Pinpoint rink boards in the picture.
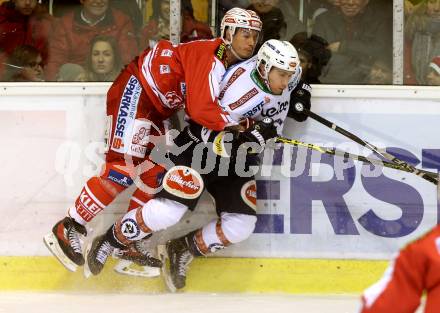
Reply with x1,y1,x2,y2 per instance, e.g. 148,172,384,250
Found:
0,84,439,292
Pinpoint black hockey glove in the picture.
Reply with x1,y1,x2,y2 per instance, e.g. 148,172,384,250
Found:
288,82,312,122
236,117,278,154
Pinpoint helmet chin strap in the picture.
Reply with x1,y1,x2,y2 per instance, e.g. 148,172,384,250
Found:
229,45,245,61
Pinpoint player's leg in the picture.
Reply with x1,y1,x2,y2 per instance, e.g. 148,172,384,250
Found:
85,145,205,276
165,176,257,290
44,66,150,271
44,162,133,271
114,163,167,269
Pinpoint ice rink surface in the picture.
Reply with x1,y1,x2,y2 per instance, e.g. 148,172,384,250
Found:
0,293,362,313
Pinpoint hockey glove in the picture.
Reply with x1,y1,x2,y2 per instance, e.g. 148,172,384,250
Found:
237,117,278,154
288,82,312,122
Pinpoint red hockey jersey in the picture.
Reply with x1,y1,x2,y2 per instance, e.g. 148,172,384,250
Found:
138,39,233,131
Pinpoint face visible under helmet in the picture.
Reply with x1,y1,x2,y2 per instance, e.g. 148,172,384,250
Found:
257,39,299,81
220,7,262,46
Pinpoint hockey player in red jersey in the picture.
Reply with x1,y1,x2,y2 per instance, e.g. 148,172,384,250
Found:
45,7,263,274
360,224,440,313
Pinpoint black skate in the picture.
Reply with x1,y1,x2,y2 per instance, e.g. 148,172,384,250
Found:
113,241,162,277
115,240,162,267
165,238,194,291
43,217,87,272
84,234,114,277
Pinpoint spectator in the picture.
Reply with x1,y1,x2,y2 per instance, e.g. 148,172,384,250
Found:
84,35,122,81
56,63,87,82
140,0,212,50
313,0,392,84
277,0,306,40
426,55,440,85
404,0,440,84
45,0,138,80
306,0,341,24
247,0,288,45
290,32,331,83
0,0,53,77
3,45,44,82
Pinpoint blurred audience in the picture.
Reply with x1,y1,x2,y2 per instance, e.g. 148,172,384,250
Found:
426,55,440,85
313,0,392,84
0,0,53,79
45,0,138,80
56,63,87,81
84,35,122,81
290,32,331,83
247,0,288,46
3,44,45,81
404,0,440,84
140,0,212,50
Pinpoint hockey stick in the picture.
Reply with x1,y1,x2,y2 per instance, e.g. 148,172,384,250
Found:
276,137,438,181
292,104,438,185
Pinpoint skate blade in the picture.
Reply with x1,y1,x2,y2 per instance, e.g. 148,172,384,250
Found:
43,233,77,272
114,259,161,278
83,241,93,279
157,245,177,293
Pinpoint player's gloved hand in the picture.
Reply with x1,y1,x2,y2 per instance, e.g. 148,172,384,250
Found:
288,82,312,122
237,117,278,154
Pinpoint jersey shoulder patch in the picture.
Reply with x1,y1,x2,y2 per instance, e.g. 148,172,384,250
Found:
214,43,227,65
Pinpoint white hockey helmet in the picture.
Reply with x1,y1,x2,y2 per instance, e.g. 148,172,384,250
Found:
220,8,262,45
257,39,300,81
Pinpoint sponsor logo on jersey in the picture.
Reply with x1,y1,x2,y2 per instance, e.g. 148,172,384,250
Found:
161,49,173,57
121,218,140,239
301,83,312,93
241,180,257,210
159,64,170,74
163,166,203,199
112,76,141,153
219,67,245,100
180,82,187,98
229,87,259,110
107,169,134,187
243,100,265,118
215,43,227,63
262,100,289,118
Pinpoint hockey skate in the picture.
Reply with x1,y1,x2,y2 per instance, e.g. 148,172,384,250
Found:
84,234,114,278
162,238,194,292
43,217,87,272
113,240,162,278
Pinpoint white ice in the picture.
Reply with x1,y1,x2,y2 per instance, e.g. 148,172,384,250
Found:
0,293,363,313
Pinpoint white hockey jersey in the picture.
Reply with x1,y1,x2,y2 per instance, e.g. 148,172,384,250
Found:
218,56,302,134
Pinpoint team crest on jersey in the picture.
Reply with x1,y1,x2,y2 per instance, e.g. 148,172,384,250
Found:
159,64,170,74
241,181,257,210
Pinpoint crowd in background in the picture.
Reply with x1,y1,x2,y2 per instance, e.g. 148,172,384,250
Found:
0,0,439,85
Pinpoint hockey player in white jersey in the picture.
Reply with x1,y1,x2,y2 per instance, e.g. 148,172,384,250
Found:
161,39,312,290
84,39,312,291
